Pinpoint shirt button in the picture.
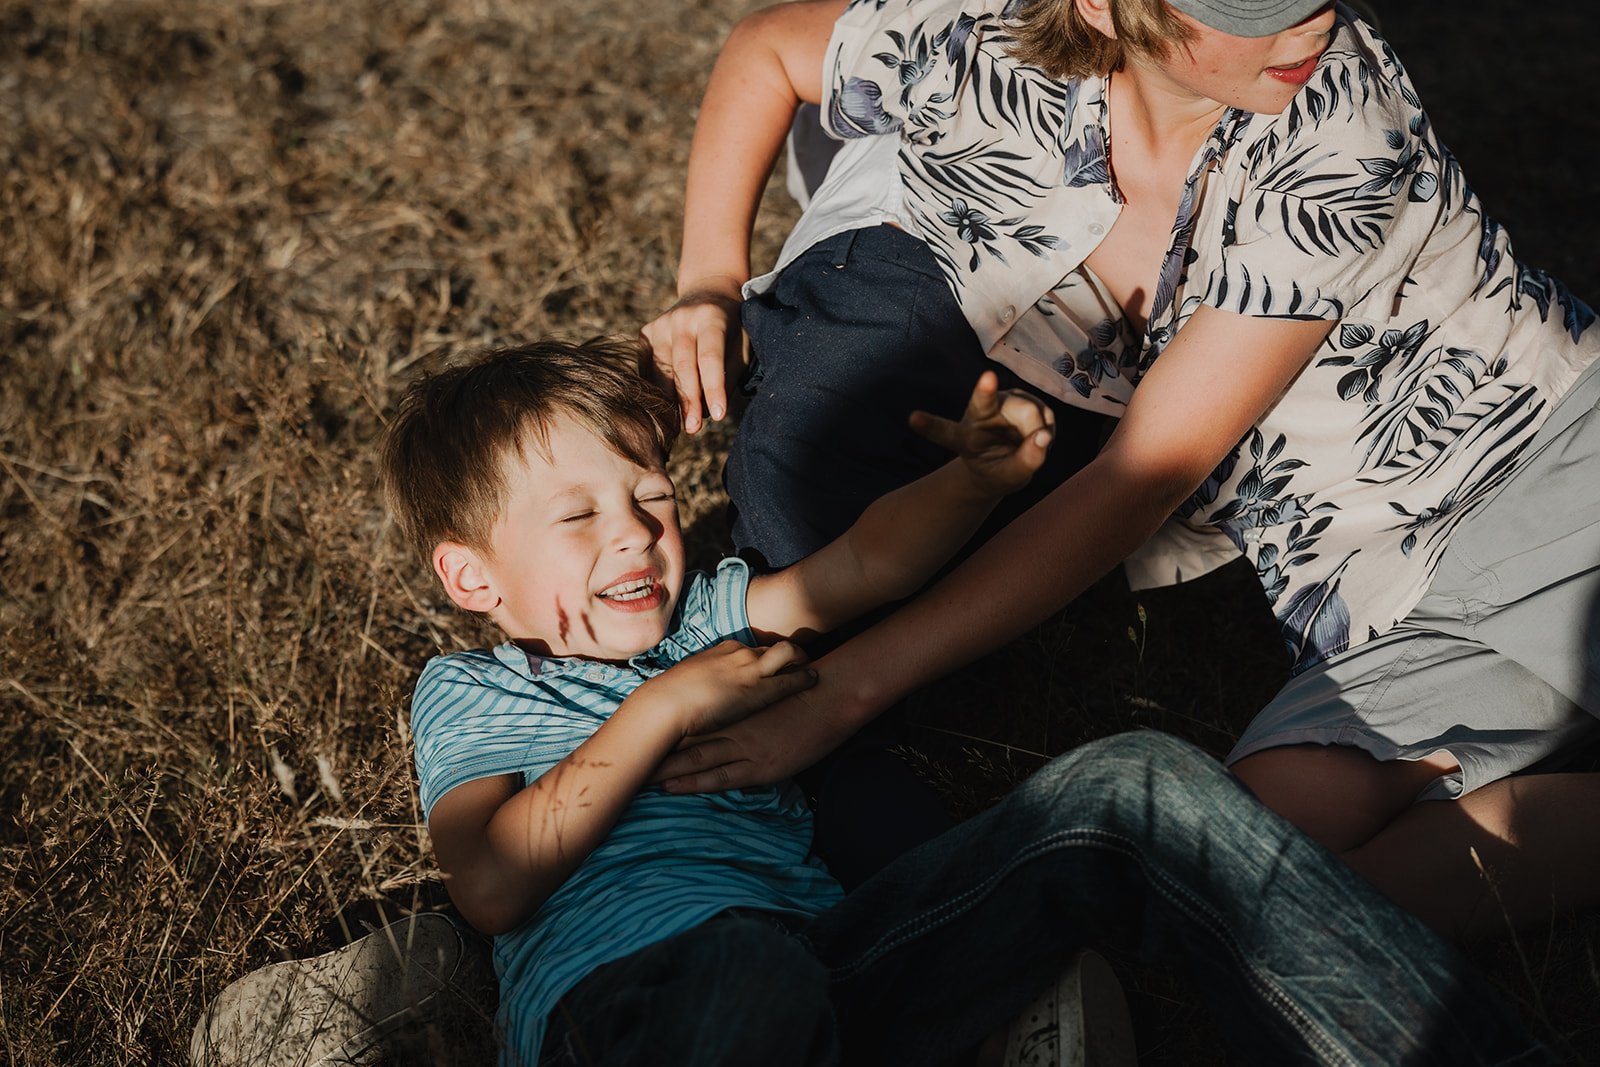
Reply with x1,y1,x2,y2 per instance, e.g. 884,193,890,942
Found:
1089,223,1105,236
1000,305,1016,322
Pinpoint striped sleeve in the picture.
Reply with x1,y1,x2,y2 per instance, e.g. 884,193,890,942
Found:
706,557,754,645
411,652,546,819
660,558,755,658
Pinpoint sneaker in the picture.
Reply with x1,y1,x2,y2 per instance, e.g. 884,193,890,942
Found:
1001,950,1136,1067
190,912,496,1067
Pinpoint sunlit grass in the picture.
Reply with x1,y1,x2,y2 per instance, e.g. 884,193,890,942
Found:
2,1,1597,1063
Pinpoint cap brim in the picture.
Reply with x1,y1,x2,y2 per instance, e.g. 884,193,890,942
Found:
1166,0,1332,37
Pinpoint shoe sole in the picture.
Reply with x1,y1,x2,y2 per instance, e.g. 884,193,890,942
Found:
190,912,493,1067
1003,949,1137,1067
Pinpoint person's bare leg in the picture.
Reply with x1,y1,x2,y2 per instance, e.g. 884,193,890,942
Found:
1234,746,1600,939
1231,743,1456,852
1345,773,1600,939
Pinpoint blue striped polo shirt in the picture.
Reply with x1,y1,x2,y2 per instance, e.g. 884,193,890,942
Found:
410,558,843,1066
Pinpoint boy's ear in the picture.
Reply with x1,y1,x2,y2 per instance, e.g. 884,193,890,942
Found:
434,542,501,613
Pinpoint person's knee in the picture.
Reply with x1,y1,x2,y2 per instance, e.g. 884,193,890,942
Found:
1025,732,1212,801
1013,732,1243,842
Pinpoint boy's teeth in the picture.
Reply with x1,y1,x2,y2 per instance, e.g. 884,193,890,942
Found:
601,577,654,600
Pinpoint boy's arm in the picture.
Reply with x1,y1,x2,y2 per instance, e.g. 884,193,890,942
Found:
746,373,1055,641
641,0,846,434
428,641,814,936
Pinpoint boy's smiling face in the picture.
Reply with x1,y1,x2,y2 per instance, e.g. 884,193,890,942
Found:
466,413,685,661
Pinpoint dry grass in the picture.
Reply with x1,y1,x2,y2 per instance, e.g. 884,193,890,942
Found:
2,1,1598,1064
0,0,778,1060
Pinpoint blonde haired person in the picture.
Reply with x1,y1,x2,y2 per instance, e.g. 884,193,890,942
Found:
644,0,1600,944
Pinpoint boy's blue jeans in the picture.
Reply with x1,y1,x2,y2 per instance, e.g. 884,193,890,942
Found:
542,732,1545,1066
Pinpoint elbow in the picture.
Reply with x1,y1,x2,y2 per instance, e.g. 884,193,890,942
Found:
445,875,541,938
727,6,789,64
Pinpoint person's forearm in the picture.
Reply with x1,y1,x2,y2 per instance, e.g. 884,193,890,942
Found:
464,697,681,934
659,312,1332,795
677,2,841,291
750,459,1004,640
814,451,1190,728
837,459,999,606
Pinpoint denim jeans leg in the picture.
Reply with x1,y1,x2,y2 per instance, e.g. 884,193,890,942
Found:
804,732,1548,1067
542,913,837,1066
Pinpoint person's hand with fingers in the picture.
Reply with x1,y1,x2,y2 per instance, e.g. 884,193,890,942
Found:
640,275,747,435
909,370,1055,498
633,638,817,741
655,682,854,794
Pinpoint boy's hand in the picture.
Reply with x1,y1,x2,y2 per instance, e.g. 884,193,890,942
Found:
640,276,746,435
634,639,816,740
909,371,1054,497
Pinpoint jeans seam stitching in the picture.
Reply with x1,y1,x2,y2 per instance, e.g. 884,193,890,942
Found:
828,826,1355,1067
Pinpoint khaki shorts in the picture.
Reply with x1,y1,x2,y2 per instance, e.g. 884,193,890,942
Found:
1228,357,1600,801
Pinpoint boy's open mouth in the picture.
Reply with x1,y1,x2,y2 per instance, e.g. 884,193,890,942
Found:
596,573,666,612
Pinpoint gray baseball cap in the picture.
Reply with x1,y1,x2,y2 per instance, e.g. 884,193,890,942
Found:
1166,0,1332,36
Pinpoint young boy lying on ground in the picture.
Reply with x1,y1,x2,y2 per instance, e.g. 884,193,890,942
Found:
386,338,1074,1064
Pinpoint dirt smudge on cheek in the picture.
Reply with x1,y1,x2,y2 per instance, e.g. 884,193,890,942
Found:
556,596,571,645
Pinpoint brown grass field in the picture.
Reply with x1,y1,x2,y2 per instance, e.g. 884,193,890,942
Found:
3,0,1599,1063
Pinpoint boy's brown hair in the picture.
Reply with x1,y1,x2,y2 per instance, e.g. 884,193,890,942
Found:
381,338,680,562
1007,0,1194,80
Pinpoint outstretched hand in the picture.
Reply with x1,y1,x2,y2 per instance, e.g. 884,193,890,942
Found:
909,371,1055,496
640,276,746,434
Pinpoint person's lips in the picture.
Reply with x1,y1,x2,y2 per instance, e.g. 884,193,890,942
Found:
1265,54,1320,86
596,570,666,613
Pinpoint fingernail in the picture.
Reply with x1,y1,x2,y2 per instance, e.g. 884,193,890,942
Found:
710,404,724,419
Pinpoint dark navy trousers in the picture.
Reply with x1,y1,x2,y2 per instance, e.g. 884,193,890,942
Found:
728,224,1105,573
727,224,1107,889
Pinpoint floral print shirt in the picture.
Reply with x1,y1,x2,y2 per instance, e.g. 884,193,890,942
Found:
823,0,1599,672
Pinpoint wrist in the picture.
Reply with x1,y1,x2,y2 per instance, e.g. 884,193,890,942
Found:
811,649,895,734
944,458,1009,510
676,271,747,300
616,682,698,750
